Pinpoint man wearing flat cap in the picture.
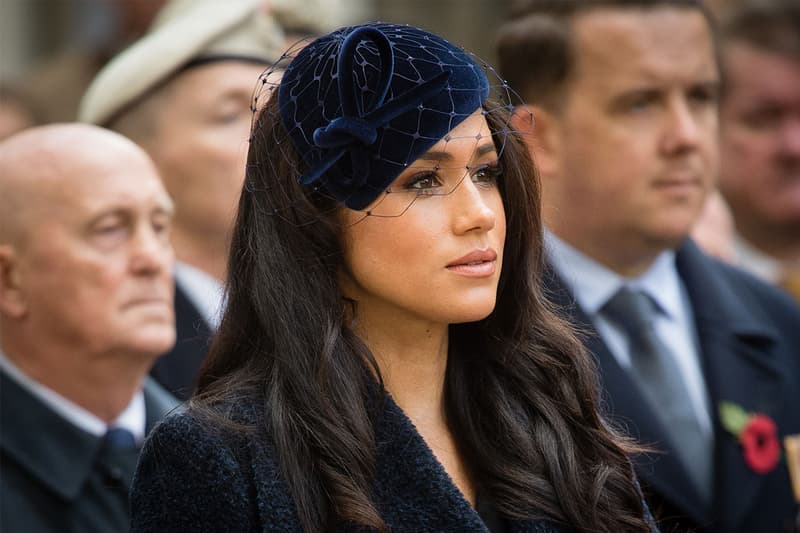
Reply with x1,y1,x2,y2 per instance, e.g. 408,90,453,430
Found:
81,0,326,400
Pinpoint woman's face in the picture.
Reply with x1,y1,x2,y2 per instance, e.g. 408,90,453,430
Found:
339,110,506,327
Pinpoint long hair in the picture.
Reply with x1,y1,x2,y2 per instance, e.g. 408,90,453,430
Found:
194,93,651,532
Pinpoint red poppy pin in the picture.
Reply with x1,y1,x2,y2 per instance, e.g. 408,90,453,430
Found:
719,401,781,474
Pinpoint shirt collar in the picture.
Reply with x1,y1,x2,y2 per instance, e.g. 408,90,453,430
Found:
0,350,145,442
545,230,682,319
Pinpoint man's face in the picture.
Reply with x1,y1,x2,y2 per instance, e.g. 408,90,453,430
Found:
147,61,267,246
718,42,800,238
544,7,719,272
17,148,175,357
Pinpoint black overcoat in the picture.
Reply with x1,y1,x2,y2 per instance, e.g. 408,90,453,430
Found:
132,392,578,532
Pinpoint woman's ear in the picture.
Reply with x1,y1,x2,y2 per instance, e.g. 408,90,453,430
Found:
511,104,562,179
0,245,28,319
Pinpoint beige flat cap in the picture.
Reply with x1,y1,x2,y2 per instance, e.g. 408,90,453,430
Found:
79,0,287,126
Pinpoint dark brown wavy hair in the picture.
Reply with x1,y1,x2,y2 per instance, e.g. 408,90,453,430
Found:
194,92,651,532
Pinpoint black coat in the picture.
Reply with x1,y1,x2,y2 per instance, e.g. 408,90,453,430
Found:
149,282,213,401
131,393,573,533
0,372,179,533
545,240,800,533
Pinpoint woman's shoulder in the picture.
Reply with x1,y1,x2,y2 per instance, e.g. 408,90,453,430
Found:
151,398,254,437
144,396,269,466
131,399,271,532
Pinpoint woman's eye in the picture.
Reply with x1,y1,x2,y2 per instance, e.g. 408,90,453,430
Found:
471,162,503,186
404,172,442,192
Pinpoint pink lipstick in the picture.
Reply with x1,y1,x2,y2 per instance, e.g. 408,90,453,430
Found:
446,248,497,277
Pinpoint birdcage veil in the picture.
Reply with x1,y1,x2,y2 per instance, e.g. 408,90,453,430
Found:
247,22,527,225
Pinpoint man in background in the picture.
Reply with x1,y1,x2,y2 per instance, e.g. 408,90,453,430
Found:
80,0,309,399
0,123,178,533
497,0,800,531
715,0,800,300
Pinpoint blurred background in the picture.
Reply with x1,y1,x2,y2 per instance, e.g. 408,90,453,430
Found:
0,0,513,89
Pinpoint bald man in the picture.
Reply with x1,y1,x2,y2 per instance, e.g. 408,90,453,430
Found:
0,124,179,533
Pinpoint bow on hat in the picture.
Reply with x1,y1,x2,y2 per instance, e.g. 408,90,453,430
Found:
278,23,490,210
305,27,450,189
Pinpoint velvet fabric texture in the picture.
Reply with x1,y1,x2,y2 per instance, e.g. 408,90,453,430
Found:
278,23,490,210
130,392,568,532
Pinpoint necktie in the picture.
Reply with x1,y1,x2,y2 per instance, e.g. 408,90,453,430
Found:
603,286,712,500
98,427,139,489
104,427,137,450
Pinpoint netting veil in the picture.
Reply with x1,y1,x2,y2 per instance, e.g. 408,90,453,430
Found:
247,22,527,223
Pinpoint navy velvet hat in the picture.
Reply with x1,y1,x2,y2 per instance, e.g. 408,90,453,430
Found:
277,23,491,210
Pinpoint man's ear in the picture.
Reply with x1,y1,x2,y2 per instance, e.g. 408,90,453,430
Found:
511,103,563,179
0,245,28,319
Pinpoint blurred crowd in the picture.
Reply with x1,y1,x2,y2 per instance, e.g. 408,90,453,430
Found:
1,0,798,531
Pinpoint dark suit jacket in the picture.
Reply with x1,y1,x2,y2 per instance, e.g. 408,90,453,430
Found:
131,394,572,533
150,282,213,401
545,239,800,533
0,372,180,533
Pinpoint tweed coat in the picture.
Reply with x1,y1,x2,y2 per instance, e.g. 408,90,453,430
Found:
131,392,577,533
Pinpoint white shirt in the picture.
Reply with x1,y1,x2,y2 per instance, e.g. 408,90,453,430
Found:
174,261,225,331
545,232,713,435
0,350,146,443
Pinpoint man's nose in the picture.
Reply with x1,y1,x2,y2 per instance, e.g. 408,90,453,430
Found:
661,98,707,155
130,224,173,275
780,115,800,158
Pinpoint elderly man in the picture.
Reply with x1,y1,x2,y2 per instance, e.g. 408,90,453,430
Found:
79,0,300,399
497,1,800,531
715,0,800,300
0,124,178,533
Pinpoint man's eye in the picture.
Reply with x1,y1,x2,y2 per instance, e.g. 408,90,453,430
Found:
96,222,126,235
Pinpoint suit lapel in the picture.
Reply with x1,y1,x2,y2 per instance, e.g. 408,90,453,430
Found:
0,369,103,500
676,241,788,532
544,266,710,523
149,282,213,400
143,377,181,433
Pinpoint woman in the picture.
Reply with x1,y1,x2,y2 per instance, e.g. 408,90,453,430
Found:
131,22,654,532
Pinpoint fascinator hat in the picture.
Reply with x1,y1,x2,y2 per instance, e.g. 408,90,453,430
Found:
254,22,519,214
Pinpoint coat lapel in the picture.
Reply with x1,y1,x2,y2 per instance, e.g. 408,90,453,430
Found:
0,369,103,500
143,377,181,433
544,266,710,524
149,282,212,400
373,394,563,532
675,240,789,532
372,394,491,531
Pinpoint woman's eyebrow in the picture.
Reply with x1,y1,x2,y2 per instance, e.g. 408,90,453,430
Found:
417,141,497,163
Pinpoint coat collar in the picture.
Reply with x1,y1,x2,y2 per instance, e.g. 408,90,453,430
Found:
371,393,566,532
1,369,104,500
0,370,179,501
249,390,566,532
675,240,788,531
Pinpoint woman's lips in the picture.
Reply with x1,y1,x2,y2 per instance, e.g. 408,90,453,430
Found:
446,249,498,277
